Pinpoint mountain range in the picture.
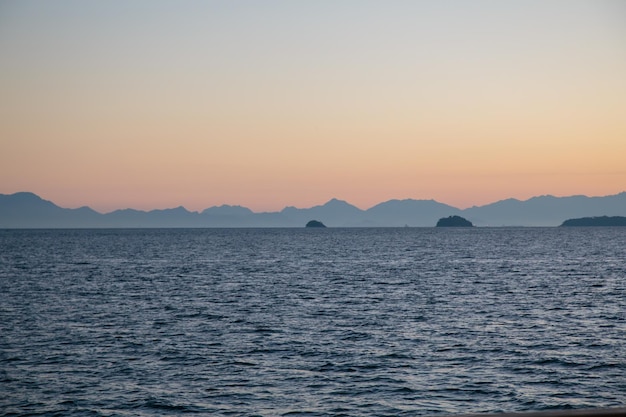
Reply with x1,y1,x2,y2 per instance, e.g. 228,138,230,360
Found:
1,191,625,228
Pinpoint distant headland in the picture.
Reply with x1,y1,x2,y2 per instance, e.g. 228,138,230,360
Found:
560,216,626,227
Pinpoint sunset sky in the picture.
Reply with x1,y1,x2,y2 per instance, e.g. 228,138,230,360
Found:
1,1,625,213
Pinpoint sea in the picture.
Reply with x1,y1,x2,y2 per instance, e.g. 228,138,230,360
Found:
0,228,624,417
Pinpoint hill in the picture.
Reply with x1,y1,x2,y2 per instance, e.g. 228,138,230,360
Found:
436,216,474,227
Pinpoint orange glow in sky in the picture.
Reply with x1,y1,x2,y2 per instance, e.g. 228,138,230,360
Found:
1,1,625,213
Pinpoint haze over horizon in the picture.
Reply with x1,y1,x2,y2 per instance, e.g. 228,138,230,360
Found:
3,189,625,215
2,1,625,213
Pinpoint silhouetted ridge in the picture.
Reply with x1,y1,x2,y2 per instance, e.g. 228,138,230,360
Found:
202,205,253,216
1,191,625,227
560,216,626,227
366,199,461,227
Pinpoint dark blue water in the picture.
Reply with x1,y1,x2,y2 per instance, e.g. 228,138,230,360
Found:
1,228,624,416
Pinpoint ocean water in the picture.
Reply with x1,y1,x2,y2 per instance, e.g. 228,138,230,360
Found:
0,228,624,417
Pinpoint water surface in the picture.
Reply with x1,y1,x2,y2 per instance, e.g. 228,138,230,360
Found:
1,228,624,416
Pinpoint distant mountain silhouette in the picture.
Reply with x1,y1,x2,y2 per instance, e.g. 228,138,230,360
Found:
0,192,101,228
366,199,461,227
1,191,625,228
463,193,626,226
281,198,362,227
104,206,199,228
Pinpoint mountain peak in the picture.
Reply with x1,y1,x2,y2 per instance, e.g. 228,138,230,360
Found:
2,191,625,227
202,205,253,216
0,191,57,209
324,198,352,206
2,191,44,201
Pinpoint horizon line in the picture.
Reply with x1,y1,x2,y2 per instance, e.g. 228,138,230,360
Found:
2,190,625,216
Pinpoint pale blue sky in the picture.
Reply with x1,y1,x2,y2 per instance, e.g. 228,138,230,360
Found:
1,1,625,211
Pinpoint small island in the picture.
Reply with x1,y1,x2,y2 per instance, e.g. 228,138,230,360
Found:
560,216,626,227
305,220,327,228
436,215,474,227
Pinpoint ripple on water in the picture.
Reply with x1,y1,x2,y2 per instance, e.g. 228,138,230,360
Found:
0,228,625,416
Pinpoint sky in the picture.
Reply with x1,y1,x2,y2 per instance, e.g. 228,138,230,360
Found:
1,0,625,213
